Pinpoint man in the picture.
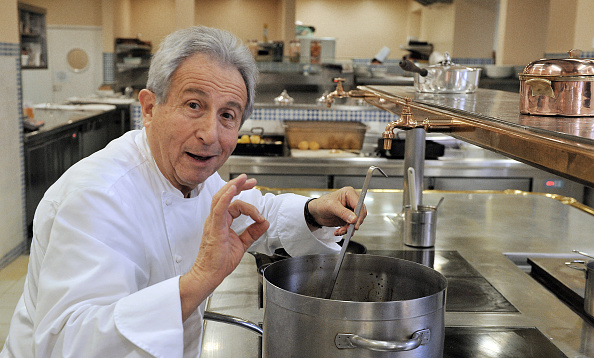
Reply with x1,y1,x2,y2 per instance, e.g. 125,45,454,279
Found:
1,26,365,357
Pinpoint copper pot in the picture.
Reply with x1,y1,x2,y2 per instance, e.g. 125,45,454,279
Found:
519,49,594,116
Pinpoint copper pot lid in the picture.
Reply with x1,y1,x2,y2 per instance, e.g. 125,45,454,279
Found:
522,49,594,77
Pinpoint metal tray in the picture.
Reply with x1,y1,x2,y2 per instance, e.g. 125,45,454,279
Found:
284,120,367,150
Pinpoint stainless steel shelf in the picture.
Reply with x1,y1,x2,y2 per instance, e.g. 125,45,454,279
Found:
360,86,594,187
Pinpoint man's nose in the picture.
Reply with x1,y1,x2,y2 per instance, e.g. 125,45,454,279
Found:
196,112,218,144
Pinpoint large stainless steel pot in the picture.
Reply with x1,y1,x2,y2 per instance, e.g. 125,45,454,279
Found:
519,49,594,116
205,254,447,357
399,52,481,93
264,254,446,357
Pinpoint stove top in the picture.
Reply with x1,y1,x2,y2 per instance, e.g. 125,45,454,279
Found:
444,327,567,358
369,250,518,313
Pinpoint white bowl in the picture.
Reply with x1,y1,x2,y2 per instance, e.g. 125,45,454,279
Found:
369,66,388,78
484,65,514,79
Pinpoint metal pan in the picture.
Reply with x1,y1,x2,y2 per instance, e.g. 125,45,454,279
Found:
399,52,481,94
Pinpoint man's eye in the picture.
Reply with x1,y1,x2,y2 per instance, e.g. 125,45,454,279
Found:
221,112,234,120
188,102,200,110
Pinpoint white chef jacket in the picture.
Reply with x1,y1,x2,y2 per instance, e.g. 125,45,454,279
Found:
1,129,339,358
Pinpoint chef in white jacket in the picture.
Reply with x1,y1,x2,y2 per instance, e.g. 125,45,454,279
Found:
1,26,366,358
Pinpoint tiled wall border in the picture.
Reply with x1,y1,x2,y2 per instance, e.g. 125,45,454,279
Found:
0,42,27,268
545,51,594,59
103,52,114,84
131,105,399,131
131,102,143,130
249,107,399,124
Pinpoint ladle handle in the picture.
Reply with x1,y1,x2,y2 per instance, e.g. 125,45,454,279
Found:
399,59,429,77
325,166,388,299
407,167,418,211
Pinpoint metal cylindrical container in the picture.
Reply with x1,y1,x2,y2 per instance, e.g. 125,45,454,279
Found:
403,205,438,248
263,254,447,357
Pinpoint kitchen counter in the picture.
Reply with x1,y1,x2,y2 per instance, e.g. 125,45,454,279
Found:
220,151,586,201
23,105,125,232
202,189,594,357
24,104,116,140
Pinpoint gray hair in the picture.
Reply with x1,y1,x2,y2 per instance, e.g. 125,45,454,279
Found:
146,26,258,124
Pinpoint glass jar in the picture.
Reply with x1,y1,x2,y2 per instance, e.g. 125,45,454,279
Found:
310,40,321,64
289,40,300,63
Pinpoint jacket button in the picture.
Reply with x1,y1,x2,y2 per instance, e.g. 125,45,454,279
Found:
175,255,182,263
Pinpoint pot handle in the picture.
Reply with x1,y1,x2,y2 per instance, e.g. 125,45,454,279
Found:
525,78,555,98
565,259,587,272
203,311,263,336
399,59,429,77
335,329,430,352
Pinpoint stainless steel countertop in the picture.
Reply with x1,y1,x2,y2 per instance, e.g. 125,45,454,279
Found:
24,106,115,140
202,190,594,357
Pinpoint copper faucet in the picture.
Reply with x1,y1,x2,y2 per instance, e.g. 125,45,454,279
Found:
325,78,376,107
382,98,419,150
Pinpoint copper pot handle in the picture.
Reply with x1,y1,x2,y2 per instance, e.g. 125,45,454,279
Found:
525,78,555,98
335,329,430,351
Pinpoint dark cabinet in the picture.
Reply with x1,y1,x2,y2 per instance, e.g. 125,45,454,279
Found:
25,129,80,227
24,111,124,234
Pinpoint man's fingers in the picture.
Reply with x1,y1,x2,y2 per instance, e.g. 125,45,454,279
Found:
228,200,265,222
239,220,270,248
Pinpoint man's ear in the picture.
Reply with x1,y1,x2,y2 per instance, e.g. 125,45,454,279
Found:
138,89,156,128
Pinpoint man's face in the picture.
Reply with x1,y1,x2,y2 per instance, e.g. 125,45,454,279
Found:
141,53,247,195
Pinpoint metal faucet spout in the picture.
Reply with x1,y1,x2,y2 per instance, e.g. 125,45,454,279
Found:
325,78,380,107
382,98,419,150
382,125,397,150
325,78,347,107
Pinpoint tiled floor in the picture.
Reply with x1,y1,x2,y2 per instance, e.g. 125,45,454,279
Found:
0,255,28,346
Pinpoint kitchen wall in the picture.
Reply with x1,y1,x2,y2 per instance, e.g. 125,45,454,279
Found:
295,0,410,60
22,26,103,104
18,0,102,26
496,0,549,65
452,0,498,59
572,0,594,53
0,1,26,267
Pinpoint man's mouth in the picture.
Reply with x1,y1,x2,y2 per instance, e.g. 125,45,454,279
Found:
186,152,215,161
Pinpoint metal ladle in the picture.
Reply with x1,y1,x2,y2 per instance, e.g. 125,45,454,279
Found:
325,166,388,299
